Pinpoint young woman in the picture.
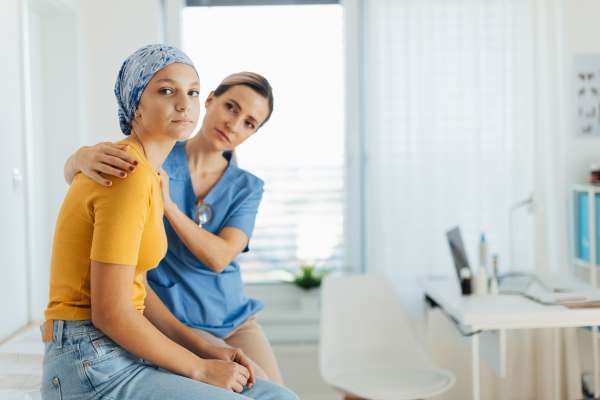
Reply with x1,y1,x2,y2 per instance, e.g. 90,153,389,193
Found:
43,44,297,400
62,73,284,385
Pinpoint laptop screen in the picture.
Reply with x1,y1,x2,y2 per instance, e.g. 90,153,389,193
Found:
446,227,471,280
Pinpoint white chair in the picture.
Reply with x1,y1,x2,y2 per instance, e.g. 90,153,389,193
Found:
319,274,455,400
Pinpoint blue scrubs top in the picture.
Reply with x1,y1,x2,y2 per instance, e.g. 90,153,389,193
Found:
147,141,264,338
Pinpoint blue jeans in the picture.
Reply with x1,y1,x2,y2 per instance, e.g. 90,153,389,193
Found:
40,320,298,400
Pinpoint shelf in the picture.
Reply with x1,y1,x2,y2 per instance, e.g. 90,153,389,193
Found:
572,183,600,192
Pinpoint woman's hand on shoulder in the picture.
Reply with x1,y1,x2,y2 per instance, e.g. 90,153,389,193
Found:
158,167,177,214
74,142,139,186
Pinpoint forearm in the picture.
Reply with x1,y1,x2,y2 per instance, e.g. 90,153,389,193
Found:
143,279,212,358
63,151,81,185
93,304,204,380
164,202,235,273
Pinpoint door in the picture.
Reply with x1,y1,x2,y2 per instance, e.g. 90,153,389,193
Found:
0,0,30,343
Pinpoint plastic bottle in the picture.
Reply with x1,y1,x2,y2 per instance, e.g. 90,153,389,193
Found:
475,266,488,297
479,233,488,270
460,267,472,295
490,254,499,296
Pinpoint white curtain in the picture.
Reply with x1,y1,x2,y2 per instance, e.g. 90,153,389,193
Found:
365,0,581,398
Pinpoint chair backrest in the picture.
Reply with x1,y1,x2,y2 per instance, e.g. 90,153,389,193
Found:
319,274,434,381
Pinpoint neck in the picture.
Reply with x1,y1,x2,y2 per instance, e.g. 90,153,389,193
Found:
186,130,227,174
126,129,176,171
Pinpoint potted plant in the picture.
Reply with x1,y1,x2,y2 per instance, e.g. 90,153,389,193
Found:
292,261,331,312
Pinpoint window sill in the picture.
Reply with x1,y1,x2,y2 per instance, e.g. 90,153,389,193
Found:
243,282,321,344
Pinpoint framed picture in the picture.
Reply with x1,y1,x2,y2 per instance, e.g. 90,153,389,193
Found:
574,54,600,137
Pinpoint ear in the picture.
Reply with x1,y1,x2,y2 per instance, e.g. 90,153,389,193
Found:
205,91,216,109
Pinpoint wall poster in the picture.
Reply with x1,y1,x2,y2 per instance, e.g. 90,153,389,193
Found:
574,54,600,137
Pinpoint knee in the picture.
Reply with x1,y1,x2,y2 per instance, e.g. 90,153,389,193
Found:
253,378,298,400
275,386,298,400
277,386,300,400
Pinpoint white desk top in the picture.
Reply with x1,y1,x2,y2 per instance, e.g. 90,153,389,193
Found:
419,273,600,330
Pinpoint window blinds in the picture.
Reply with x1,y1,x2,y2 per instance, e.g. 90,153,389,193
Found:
182,5,345,281
366,0,535,281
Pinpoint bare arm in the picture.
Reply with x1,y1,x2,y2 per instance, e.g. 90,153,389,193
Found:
158,167,248,273
64,142,140,186
91,260,252,392
142,273,255,386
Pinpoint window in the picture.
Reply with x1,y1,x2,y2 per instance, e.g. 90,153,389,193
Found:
182,2,345,282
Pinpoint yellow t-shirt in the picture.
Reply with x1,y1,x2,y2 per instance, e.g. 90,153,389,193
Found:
44,141,168,321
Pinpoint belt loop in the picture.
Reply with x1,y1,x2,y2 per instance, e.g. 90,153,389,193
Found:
56,320,64,349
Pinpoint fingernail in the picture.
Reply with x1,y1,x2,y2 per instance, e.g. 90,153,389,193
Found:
129,166,135,171
120,172,126,177
106,181,112,186
133,160,139,165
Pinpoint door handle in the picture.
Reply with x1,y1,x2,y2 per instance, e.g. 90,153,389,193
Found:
13,168,23,192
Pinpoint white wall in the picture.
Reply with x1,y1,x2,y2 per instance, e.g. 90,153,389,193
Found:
76,0,162,146
562,0,600,188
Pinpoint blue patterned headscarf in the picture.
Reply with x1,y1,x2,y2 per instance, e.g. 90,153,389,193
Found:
115,44,198,135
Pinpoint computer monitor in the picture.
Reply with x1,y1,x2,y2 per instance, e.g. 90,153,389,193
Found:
446,227,471,280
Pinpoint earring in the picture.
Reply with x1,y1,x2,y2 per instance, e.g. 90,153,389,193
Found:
134,112,138,117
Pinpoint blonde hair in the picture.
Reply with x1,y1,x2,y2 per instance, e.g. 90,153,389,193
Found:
214,72,274,128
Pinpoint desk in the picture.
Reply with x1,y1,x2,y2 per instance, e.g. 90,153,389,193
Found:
419,273,600,400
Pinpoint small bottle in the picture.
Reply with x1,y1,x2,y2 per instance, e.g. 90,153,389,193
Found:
479,234,488,270
475,266,488,297
591,163,600,185
460,267,472,295
490,254,499,296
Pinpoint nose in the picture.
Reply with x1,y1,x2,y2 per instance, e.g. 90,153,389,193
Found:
225,115,244,134
175,92,193,113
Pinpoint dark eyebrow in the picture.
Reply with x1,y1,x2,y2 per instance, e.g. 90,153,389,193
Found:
155,78,200,86
229,99,259,124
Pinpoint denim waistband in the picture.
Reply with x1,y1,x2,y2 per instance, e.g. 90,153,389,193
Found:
49,320,102,345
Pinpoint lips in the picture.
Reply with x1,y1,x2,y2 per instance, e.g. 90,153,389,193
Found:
172,118,192,124
216,128,230,142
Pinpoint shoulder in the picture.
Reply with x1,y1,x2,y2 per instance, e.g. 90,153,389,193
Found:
95,166,154,204
91,144,154,201
228,163,264,193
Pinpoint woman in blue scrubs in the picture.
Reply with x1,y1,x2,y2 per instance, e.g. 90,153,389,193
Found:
63,72,283,385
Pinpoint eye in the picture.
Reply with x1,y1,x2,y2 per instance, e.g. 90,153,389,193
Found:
245,121,255,129
226,103,235,112
160,88,174,95
189,90,199,97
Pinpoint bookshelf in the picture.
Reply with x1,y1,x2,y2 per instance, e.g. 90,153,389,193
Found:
570,184,600,288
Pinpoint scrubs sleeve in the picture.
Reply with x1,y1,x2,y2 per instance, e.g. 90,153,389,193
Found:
223,184,264,252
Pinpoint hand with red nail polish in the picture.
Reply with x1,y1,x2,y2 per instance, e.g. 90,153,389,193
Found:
66,142,140,187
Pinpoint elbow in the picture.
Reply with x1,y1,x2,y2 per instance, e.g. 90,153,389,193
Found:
209,262,228,274
206,257,230,274
91,306,121,334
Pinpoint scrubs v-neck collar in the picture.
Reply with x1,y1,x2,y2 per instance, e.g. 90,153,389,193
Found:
182,143,235,207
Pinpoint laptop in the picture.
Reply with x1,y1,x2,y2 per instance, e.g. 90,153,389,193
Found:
446,227,471,281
